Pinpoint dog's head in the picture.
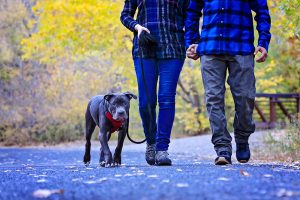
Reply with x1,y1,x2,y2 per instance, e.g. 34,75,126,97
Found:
104,92,137,121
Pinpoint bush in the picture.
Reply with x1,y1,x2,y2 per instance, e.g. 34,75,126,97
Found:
263,115,300,161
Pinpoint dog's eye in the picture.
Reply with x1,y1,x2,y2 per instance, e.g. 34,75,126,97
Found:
111,106,116,112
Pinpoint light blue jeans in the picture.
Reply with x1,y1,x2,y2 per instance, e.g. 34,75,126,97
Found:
134,58,184,151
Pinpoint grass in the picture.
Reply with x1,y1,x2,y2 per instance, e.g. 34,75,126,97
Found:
256,115,300,162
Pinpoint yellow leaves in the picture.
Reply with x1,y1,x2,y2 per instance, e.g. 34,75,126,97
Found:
22,0,129,64
256,58,284,93
269,0,300,39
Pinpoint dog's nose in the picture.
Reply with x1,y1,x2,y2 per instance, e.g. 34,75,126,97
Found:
117,110,125,115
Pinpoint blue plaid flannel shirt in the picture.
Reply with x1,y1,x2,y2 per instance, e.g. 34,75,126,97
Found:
185,0,271,55
120,0,189,59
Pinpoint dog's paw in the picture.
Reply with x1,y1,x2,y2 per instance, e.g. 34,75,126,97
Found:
99,161,115,168
105,163,114,168
83,154,91,165
113,154,121,166
99,161,106,167
84,161,90,167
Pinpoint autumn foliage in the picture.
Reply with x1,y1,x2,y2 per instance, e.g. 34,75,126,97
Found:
0,0,299,145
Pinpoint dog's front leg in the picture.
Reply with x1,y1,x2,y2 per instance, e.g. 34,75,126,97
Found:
99,132,112,167
113,128,126,166
99,129,113,167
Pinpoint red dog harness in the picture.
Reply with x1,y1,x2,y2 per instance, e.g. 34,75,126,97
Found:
104,111,125,133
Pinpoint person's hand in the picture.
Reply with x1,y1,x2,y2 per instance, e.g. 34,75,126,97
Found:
186,44,200,60
134,24,150,38
254,46,268,63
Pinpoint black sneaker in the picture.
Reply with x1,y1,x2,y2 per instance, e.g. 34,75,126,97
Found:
215,151,232,165
145,143,156,165
155,151,172,166
236,143,251,163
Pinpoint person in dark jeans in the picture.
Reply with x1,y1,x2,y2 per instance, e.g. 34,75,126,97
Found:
185,0,271,165
120,0,189,166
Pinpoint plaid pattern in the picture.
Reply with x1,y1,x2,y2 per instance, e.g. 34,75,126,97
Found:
185,0,271,55
120,0,189,59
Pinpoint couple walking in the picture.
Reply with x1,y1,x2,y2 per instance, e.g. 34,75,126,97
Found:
120,0,271,166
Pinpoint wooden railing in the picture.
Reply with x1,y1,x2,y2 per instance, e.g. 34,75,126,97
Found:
254,93,300,129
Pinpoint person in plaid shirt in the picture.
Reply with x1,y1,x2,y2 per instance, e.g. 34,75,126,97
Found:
185,0,271,165
120,0,189,166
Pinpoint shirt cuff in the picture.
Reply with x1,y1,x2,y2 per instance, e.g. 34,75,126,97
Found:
185,40,200,50
129,21,139,33
258,40,270,52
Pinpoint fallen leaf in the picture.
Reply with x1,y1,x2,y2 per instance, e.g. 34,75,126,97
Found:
240,170,251,176
83,180,97,184
124,173,135,177
147,175,158,178
217,177,230,181
263,174,273,178
276,189,300,197
32,189,64,198
37,179,47,183
176,183,189,187
65,166,76,169
26,167,34,170
225,168,236,171
193,162,202,164
97,177,108,182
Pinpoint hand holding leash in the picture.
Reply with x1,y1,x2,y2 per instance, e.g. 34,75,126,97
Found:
134,24,150,38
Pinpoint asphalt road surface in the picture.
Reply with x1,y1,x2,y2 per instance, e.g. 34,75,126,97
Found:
1,133,300,200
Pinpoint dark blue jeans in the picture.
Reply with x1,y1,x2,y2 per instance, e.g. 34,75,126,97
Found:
134,58,184,151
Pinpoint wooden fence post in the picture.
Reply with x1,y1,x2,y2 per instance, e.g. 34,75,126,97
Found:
297,97,300,114
269,97,276,128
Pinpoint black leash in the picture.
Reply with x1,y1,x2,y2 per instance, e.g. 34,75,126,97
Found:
126,31,157,144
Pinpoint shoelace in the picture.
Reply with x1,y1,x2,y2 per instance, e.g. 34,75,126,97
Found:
156,151,169,159
146,144,155,156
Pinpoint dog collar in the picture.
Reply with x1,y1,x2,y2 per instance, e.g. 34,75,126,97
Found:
105,111,124,133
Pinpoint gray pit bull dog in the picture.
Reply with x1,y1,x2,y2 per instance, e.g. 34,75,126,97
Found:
83,92,137,167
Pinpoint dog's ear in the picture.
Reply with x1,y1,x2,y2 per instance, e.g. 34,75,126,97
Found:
123,92,137,100
104,93,115,101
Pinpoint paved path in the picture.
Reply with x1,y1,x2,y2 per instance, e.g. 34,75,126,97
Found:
0,133,300,200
